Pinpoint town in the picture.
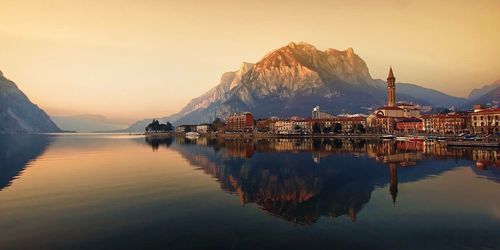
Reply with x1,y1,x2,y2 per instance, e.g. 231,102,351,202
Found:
149,68,500,143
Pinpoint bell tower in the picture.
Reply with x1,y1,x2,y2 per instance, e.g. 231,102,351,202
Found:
387,67,396,107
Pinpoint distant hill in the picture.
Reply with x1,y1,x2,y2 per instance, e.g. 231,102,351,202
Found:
0,70,61,133
395,82,466,108
126,42,466,131
468,79,500,100
51,114,128,132
464,85,500,108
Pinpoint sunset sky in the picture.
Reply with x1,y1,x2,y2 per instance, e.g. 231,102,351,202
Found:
1,0,499,123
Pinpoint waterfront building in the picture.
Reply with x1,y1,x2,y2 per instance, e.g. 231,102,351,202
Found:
226,112,254,132
470,107,500,134
195,124,210,133
395,117,423,133
312,106,335,119
335,116,367,133
176,125,197,133
255,118,275,132
292,118,313,134
421,113,468,134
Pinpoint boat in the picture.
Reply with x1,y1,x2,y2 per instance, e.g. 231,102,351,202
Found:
185,132,200,138
396,136,408,141
426,135,438,141
381,134,396,140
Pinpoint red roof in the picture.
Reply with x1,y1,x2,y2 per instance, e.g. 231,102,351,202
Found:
421,113,469,119
396,117,422,123
474,108,500,114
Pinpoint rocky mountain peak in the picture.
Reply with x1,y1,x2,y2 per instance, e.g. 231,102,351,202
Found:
251,42,373,87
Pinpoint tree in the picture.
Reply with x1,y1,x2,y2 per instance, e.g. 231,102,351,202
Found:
145,119,173,133
165,121,174,132
333,123,342,133
294,125,302,134
184,126,192,133
323,126,332,134
210,118,225,132
145,119,161,132
312,123,322,134
356,123,366,133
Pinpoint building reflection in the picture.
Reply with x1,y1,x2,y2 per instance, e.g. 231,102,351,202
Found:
145,136,500,224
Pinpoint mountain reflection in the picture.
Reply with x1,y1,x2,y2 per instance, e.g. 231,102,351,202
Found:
148,137,500,224
0,134,52,191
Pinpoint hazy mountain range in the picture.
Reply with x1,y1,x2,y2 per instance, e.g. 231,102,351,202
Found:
126,42,486,131
464,79,500,108
51,114,128,132
0,70,61,133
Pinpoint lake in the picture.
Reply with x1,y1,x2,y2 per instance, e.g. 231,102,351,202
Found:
0,134,499,249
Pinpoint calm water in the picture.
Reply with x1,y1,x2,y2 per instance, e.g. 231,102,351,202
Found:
0,134,499,250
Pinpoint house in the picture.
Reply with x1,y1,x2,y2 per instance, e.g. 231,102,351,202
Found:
421,113,468,134
196,124,210,133
226,112,254,132
470,107,500,134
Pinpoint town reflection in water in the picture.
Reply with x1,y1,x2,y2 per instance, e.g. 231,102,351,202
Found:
146,136,500,225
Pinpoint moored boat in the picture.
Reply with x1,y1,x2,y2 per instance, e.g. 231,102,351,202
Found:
185,132,200,138
381,134,396,140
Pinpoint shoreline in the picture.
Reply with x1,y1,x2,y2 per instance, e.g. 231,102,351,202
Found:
143,132,465,140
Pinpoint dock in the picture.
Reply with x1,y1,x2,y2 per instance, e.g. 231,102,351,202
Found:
446,141,500,148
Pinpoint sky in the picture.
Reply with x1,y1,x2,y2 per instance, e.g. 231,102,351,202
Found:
0,0,499,123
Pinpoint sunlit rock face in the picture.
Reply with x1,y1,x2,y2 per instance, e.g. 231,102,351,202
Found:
0,72,61,133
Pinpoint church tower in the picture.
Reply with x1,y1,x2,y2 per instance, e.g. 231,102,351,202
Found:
387,67,396,107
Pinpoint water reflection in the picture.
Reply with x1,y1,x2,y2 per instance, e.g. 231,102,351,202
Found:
0,134,52,190
145,135,173,151
146,136,500,224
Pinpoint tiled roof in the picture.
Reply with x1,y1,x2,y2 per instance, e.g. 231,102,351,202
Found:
377,106,403,110
396,117,422,122
474,108,500,114
421,113,469,118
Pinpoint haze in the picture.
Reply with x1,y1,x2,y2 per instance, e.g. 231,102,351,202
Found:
1,0,499,123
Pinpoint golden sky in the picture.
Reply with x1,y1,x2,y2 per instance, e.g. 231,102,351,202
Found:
1,0,499,122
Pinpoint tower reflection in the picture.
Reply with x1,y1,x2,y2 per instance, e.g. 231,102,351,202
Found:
146,137,500,224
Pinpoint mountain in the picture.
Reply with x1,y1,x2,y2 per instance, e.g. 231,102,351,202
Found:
468,79,500,100
0,70,61,133
127,42,465,130
464,79,500,108
464,85,500,108
51,114,128,132
395,82,466,107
